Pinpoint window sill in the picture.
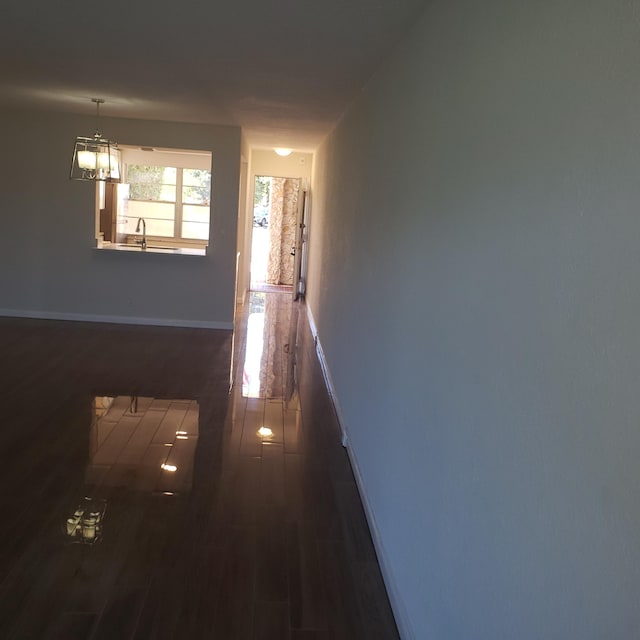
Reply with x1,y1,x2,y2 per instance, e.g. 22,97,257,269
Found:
95,242,207,257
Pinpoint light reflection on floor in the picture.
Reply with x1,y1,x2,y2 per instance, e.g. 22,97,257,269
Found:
241,291,298,401
242,293,266,397
88,395,199,496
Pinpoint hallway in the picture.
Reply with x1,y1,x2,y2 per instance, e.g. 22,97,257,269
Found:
0,293,398,639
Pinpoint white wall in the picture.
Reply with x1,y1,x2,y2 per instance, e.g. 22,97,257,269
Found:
308,0,640,637
0,109,240,328
235,134,252,304
251,149,313,180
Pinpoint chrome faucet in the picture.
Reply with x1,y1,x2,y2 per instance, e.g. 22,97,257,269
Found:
135,218,147,249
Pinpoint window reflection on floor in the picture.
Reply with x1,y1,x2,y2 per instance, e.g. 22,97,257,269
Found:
243,293,266,397
241,291,297,400
88,395,199,496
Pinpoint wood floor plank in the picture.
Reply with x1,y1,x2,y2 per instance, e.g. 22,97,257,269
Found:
255,507,288,602
291,631,329,640
261,442,286,507
334,480,379,563
171,546,224,640
264,400,284,443
151,407,189,445
287,522,327,632
253,601,290,640
211,526,256,640
91,415,140,465
317,540,362,640
91,585,146,640
225,456,262,527
117,409,166,465
352,561,401,639
283,407,303,453
45,612,97,640
241,408,266,456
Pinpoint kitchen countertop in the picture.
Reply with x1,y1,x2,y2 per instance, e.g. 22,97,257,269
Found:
95,243,207,257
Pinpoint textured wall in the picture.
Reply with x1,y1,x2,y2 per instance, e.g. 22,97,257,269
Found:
308,0,640,638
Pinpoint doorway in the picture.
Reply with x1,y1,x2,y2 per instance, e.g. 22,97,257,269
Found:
250,175,301,292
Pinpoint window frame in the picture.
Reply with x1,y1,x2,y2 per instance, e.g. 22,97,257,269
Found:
121,147,212,245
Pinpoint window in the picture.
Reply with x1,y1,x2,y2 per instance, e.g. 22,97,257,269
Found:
96,145,212,248
124,164,211,241
96,147,212,251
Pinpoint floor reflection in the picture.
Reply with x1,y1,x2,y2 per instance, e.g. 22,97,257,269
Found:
242,294,266,397
88,396,200,496
61,395,202,547
242,291,300,403
64,496,106,545
0,320,232,638
0,295,399,638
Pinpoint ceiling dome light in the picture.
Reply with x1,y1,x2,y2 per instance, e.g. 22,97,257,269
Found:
274,148,293,157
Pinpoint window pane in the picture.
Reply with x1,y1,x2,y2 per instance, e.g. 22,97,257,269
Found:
127,200,175,221
125,200,175,238
182,169,211,205
124,215,174,237
120,163,213,242
183,168,211,187
182,221,210,240
182,186,210,205
144,219,175,237
182,204,210,224
130,184,176,202
127,165,177,201
127,165,177,185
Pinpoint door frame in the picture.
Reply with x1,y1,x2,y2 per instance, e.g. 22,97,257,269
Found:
292,179,310,300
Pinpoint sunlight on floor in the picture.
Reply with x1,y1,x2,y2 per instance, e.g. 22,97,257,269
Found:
250,226,269,284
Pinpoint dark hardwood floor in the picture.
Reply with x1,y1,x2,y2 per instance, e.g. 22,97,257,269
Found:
0,292,399,639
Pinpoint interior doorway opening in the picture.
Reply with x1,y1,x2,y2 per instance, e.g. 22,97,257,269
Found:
250,175,300,293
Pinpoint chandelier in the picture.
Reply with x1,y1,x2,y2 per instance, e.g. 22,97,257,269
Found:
70,98,120,182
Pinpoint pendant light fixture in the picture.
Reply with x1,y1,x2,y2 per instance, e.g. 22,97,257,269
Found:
70,98,120,182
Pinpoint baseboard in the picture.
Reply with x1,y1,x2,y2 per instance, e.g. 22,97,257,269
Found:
304,304,348,446
303,303,415,640
0,308,233,330
344,443,415,640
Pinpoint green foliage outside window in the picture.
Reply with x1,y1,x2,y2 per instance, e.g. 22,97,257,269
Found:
127,165,177,201
127,165,211,205
183,169,211,205
254,176,271,206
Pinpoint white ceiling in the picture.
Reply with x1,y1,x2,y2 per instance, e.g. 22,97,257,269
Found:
0,0,428,151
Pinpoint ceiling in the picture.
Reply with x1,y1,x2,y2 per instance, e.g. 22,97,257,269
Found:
0,0,428,151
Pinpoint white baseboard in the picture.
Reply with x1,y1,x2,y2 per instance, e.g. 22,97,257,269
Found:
303,303,414,640
344,442,415,640
304,304,349,446
0,308,233,330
